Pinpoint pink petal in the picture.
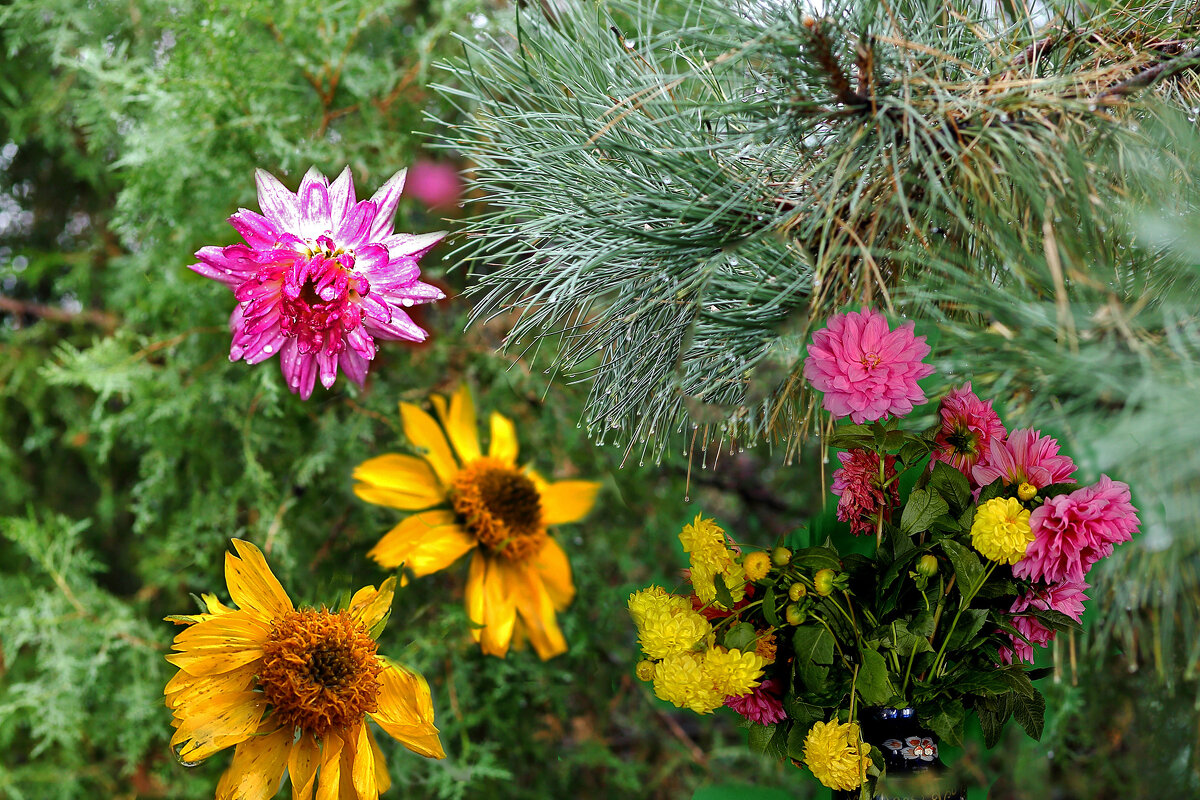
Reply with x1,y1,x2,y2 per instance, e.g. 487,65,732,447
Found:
379,230,446,259
335,200,377,249
228,210,279,249
364,308,428,342
328,167,357,230
339,347,370,386
255,169,299,231
367,169,408,241
297,166,332,237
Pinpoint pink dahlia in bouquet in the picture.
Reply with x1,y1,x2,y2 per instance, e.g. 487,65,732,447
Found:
628,308,1140,796
190,167,446,399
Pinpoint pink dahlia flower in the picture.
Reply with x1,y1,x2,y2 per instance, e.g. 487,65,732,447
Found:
831,449,900,537
999,580,1088,665
931,382,1007,481
802,308,934,423
725,678,786,725
190,166,446,399
971,429,1076,491
1013,475,1140,584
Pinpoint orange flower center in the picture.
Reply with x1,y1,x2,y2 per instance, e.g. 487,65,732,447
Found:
450,457,546,562
259,609,382,737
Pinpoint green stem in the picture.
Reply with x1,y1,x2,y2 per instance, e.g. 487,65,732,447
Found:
900,637,920,699
930,563,997,677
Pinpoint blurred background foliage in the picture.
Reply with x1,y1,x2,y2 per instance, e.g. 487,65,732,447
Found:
0,1,1197,799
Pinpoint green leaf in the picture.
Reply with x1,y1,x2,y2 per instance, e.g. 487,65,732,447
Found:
828,424,875,450
946,608,988,651
793,625,835,693
926,699,966,746
977,478,1005,503
856,648,896,706
898,438,931,466
1013,690,1046,740
788,546,842,571
747,722,777,754
724,621,758,652
782,698,823,736
879,620,933,656
762,583,781,628
900,488,950,535
1024,608,1084,633
974,694,1014,748
939,539,984,596
928,461,972,512
713,572,736,609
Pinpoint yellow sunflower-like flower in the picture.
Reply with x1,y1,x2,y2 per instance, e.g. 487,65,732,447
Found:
803,719,869,791
971,497,1034,565
164,539,443,799
679,515,745,608
353,384,600,660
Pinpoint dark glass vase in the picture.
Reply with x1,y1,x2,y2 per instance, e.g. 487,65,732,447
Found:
832,708,966,800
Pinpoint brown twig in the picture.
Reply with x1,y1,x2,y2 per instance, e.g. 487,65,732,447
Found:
0,295,119,331
805,18,870,108
1094,44,1200,101
1010,32,1061,69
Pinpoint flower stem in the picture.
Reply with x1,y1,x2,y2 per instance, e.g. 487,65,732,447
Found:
930,563,997,677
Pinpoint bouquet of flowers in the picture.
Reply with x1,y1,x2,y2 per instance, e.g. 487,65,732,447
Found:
628,310,1140,796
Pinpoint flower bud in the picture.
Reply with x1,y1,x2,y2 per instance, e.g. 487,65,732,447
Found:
771,546,792,566
743,551,771,581
788,582,807,602
814,568,836,596
635,660,656,682
785,603,807,625
1018,482,1038,501
916,554,938,578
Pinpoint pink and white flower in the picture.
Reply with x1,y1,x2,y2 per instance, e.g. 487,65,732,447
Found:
930,382,1007,481
802,308,934,424
190,166,446,399
998,579,1089,665
971,428,1077,490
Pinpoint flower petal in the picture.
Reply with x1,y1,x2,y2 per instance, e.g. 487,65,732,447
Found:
215,724,292,800
279,338,319,400
366,510,475,575
225,539,294,618
166,610,270,675
432,384,482,463
297,166,332,237
350,721,379,800
369,659,445,759
327,167,357,231
352,454,445,510
364,726,392,793
488,412,519,464
315,729,344,800
398,402,459,487
288,733,321,800
540,481,602,526
533,537,575,611
364,308,428,342
171,690,268,763
379,231,446,259
255,169,299,231
346,576,396,634
367,169,407,241
465,552,517,657
509,563,568,660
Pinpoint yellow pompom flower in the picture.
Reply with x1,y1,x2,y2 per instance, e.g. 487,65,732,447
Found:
703,647,766,697
803,719,869,791
742,551,772,581
679,515,731,572
164,540,444,799
971,497,1034,565
635,660,656,681
627,586,691,629
353,384,601,660
637,605,712,660
651,653,726,714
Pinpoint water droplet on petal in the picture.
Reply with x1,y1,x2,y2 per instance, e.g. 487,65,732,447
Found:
263,344,273,354
401,298,414,307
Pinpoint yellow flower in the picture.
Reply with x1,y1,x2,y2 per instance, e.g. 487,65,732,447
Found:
971,497,1034,565
636,603,711,660
703,647,766,697
743,551,771,581
164,540,443,799
679,515,746,608
627,586,691,629
803,719,869,791
635,660,656,682
651,653,726,714
353,384,600,660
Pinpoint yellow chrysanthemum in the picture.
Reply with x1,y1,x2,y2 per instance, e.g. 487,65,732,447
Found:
636,603,711,660
971,497,1034,565
803,719,869,791
703,647,766,697
680,516,747,608
164,539,443,800
742,551,771,581
627,586,691,629
651,653,726,714
353,384,601,660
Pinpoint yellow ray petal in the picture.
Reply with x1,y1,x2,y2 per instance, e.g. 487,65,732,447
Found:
352,454,445,510
399,401,459,487
365,726,392,793
433,384,482,463
171,690,268,763
350,721,379,800
165,661,259,712
369,660,445,759
464,553,517,657
540,481,602,526
166,610,270,676
288,733,320,800
533,538,575,611
366,510,475,573
488,412,519,464
346,577,396,634
315,730,344,800
215,724,291,800
510,563,568,660
226,540,294,618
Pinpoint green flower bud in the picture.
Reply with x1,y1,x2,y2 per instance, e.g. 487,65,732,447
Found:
771,546,792,567
788,581,807,602
916,554,938,578
814,568,836,597
785,603,806,625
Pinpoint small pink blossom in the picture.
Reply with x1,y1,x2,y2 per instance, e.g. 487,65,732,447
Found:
725,679,786,724
190,166,446,399
1013,475,1140,584
803,308,934,423
404,159,463,209
931,382,1007,481
999,580,1089,665
831,449,900,537
971,429,1077,490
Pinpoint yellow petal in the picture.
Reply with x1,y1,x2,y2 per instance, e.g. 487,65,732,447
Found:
350,722,379,800
225,539,294,618
288,733,321,800
215,725,292,800
540,481,602,526
510,563,568,660
366,510,475,574
315,730,344,800
464,552,517,658
399,401,459,487
165,661,259,712
433,384,482,463
347,577,395,634
171,690,268,763
369,660,445,759
352,454,445,510
365,726,392,793
165,610,270,675
488,412,519,464
533,538,575,611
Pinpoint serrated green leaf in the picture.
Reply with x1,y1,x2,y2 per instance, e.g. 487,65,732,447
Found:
1013,690,1046,740
856,647,896,706
724,621,758,652
900,488,949,535
748,722,776,754
928,461,972,512
939,538,984,596
793,625,835,693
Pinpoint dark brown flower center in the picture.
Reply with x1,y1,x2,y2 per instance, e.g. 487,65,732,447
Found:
259,609,382,737
946,426,978,454
451,457,546,561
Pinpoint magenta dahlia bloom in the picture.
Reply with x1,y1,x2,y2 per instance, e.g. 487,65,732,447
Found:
931,382,1007,481
1013,475,1140,584
190,166,446,399
725,679,786,725
803,308,934,423
998,580,1089,665
970,428,1077,490
831,449,900,537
